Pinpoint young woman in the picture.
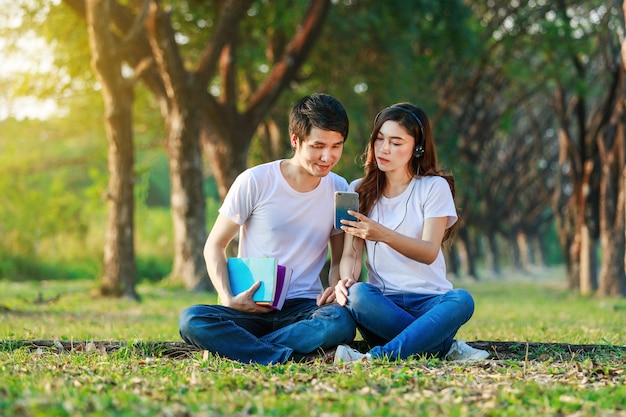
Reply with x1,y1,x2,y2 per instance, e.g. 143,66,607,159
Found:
333,103,489,363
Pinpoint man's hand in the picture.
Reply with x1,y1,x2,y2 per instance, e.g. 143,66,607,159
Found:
334,278,356,306
223,281,274,313
316,286,336,306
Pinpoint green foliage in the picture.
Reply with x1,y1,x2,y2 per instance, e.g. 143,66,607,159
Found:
0,79,185,282
0,101,103,277
0,254,99,282
2,1,93,102
138,153,170,207
542,222,564,265
0,111,104,251
2,0,621,294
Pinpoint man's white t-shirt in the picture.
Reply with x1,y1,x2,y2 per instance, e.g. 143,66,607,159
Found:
349,176,457,295
220,160,348,299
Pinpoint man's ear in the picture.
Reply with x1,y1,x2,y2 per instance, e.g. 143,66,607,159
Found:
290,133,299,149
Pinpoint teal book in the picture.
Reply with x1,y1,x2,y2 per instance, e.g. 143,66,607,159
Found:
227,257,278,303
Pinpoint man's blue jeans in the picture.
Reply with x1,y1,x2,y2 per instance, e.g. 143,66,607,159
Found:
179,299,356,364
345,282,475,360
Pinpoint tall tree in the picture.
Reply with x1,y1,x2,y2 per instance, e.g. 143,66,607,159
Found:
198,0,332,198
61,0,333,290
548,0,625,296
85,0,139,299
595,0,626,297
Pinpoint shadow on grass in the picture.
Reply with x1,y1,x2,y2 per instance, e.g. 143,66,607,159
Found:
2,339,624,363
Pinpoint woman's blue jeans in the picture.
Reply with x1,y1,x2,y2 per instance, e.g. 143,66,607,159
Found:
345,282,475,360
178,299,356,365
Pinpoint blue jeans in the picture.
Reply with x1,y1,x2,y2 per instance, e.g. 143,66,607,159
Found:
178,299,356,365
345,282,475,360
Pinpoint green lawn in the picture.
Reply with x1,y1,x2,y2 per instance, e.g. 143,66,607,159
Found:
1,266,625,416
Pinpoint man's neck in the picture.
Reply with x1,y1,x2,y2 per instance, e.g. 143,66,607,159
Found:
280,159,322,192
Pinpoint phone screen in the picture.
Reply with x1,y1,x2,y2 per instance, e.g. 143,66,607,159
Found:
334,191,359,230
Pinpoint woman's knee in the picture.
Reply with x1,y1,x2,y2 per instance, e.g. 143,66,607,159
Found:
447,288,475,316
346,282,378,308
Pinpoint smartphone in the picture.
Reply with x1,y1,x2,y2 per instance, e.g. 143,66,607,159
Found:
334,191,359,230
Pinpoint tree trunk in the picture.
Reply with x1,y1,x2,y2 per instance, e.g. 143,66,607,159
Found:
86,0,138,300
532,235,546,267
597,55,626,296
552,125,582,291
444,243,460,278
578,223,593,295
485,232,501,277
567,225,582,292
513,230,526,272
597,170,626,295
202,124,250,200
457,227,479,280
258,119,287,162
166,108,210,290
146,3,210,291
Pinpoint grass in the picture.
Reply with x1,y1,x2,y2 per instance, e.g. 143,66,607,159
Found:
1,266,625,416
459,274,625,346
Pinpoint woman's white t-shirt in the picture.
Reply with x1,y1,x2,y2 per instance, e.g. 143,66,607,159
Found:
350,176,457,295
220,160,348,299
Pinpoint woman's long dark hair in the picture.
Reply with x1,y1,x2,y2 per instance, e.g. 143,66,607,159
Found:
356,103,458,242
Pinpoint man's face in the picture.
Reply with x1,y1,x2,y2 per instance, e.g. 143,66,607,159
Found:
292,127,344,177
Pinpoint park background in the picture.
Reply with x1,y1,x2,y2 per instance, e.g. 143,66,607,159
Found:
2,2,626,416
2,1,626,300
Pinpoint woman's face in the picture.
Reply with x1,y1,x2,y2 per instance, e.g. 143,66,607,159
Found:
374,120,415,174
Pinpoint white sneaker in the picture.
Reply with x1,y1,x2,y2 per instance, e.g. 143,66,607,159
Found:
333,344,372,365
445,340,489,361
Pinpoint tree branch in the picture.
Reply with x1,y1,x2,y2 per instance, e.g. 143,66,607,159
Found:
120,0,151,47
244,0,331,130
195,0,254,87
145,2,190,105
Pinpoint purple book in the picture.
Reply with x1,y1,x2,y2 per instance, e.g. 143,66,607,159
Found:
270,264,292,310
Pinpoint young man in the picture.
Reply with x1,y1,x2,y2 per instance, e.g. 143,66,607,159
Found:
179,93,356,364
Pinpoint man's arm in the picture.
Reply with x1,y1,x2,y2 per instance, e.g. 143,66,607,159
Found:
316,232,345,305
204,213,272,313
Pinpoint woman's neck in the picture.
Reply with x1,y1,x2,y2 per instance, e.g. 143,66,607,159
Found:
383,171,413,198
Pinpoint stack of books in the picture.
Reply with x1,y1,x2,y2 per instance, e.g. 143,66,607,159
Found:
227,257,292,310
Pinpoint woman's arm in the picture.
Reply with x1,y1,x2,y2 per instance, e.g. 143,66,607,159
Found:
339,232,364,281
327,232,346,288
317,232,346,305
342,211,447,265
334,230,364,306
